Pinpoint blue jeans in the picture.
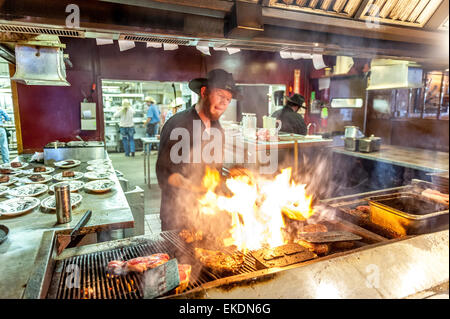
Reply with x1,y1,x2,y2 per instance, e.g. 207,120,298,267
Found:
0,127,9,163
120,127,135,156
145,122,159,152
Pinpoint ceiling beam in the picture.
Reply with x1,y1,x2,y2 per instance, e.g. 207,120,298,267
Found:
424,0,449,30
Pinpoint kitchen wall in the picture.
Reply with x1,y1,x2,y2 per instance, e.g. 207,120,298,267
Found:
15,37,312,152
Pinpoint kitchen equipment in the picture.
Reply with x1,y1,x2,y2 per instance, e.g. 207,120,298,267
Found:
367,192,449,236
242,113,257,139
358,135,381,153
344,138,359,151
56,210,92,255
344,126,363,138
367,59,423,90
251,243,316,270
44,141,105,164
55,184,72,224
143,258,180,299
296,231,362,243
0,224,9,245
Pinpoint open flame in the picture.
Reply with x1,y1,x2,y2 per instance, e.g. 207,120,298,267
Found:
198,167,315,252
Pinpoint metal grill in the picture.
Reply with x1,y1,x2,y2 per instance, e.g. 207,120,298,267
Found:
121,35,191,45
0,24,84,37
48,231,259,299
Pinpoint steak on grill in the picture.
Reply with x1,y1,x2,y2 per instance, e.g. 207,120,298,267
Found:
194,247,244,275
106,253,170,275
179,229,203,244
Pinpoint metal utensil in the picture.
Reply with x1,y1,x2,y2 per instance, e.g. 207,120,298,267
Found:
56,210,92,255
297,231,362,243
55,183,72,224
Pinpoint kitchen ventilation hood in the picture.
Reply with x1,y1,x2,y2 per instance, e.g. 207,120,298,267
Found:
11,44,70,86
366,59,423,91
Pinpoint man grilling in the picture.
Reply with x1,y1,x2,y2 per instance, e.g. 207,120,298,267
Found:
156,69,241,231
271,93,307,135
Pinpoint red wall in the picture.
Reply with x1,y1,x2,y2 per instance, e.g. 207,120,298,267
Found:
16,38,312,152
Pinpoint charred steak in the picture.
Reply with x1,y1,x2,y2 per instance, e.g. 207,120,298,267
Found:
194,247,244,275
62,171,75,178
0,175,10,183
29,174,45,182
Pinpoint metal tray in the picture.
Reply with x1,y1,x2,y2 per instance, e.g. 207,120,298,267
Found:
367,192,449,236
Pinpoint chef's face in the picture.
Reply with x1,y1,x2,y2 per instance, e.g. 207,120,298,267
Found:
201,87,232,121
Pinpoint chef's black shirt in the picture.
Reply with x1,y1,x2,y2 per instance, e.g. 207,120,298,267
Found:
271,106,307,135
156,106,224,231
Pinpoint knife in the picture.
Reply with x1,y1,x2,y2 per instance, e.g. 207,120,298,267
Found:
56,210,92,255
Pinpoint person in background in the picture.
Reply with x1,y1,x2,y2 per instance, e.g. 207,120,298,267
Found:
164,97,184,124
0,108,10,163
144,96,161,151
271,93,307,135
114,99,136,157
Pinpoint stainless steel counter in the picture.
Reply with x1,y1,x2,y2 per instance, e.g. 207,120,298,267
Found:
0,156,134,298
333,145,449,173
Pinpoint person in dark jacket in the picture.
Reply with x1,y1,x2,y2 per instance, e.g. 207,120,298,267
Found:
156,69,241,231
271,93,307,135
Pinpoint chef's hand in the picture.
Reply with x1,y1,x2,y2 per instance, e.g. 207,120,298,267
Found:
168,173,206,193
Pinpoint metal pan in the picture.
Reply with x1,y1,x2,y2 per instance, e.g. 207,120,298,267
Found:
0,224,9,245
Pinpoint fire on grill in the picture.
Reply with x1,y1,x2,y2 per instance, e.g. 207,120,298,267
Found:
47,166,371,299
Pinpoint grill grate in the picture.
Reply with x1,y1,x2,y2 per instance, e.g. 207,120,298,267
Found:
121,35,191,45
0,24,84,37
48,231,259,299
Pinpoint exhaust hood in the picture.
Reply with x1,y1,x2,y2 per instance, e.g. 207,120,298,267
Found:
11,44,70,86
366,59,423,91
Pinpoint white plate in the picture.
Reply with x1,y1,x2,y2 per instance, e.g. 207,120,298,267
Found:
84,179,115,193
87,159,111,166
86,164,112,171
49,181,85,193
0,176,18,186
0,197,40,216
0,162,30,170
19,174,53,184
53,171,84,182
22,167,55,175
0,185,9,196
41,193,83,210
54,159,81,169
8,184,49,197
84,171,113,180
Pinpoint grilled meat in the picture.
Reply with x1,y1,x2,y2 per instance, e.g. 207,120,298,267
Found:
295,239,330,255
33,166,46,173
10,162,22,168
303,223,328,233
175,264,192,294
421,189,449,205
194,247,244,275
179,229,203,244
106,253,170,275
62,171,75,178
0,175,9,183
29,174,45,182
332,241,355,250
0,169,13,175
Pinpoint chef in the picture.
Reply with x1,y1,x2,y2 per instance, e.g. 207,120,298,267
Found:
156,69,241,231
271,93,307,135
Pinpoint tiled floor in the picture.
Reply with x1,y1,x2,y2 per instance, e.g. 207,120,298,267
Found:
109,151,162,234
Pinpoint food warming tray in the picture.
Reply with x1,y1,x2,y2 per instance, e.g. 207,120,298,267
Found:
367,192,449,236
